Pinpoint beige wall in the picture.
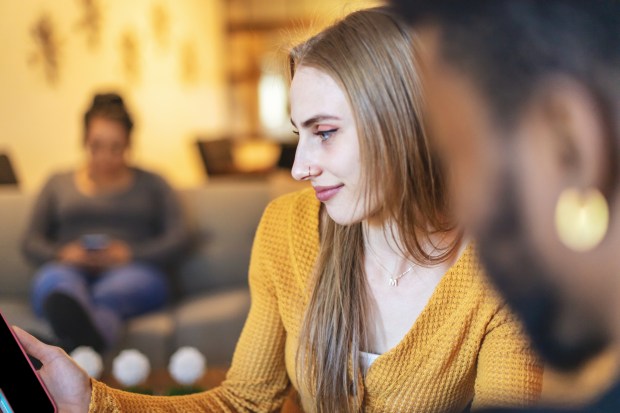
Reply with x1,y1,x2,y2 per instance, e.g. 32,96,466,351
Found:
0,0,227,192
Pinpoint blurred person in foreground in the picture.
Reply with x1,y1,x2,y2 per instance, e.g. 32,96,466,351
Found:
392,0,620,411
21,93,188,353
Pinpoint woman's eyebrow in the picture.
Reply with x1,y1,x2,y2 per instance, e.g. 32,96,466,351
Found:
291,114,341,129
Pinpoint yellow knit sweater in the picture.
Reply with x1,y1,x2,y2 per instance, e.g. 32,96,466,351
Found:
89,189,542,412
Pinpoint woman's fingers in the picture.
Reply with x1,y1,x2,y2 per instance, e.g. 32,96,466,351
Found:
13,326,65,365
15,325,94,411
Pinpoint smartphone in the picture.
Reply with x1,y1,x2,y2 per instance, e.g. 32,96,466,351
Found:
0,312,56,412
80,233,110,251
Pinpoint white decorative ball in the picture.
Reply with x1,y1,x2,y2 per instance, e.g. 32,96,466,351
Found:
70,346,103,379
168,346,206,385
112,349,151,387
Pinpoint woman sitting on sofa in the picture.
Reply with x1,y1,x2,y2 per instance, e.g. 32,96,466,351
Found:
16,8,541,413
21,92,188,353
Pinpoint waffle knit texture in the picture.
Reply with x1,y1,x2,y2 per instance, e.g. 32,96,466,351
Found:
89,188,542,412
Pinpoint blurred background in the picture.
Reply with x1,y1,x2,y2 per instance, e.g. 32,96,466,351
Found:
0,0,381,192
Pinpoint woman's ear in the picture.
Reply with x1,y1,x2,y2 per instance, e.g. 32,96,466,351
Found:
537,77,611,191
531,77,613,252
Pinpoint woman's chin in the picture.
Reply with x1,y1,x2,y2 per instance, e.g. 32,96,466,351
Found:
325,209,363,226
91,165,126,176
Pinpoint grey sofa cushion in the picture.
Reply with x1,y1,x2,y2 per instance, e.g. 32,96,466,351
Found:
121,310,174,370
0,191,35,298
0,298,51,338
177,181,271,296
174,288,250,366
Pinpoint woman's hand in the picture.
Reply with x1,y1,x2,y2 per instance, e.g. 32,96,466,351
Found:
92,240,132,268
57,242,92,268
14,327,92,413
102,240,132,266
58,240,132,271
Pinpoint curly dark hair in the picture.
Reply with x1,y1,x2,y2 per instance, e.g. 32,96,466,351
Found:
83,92,134,144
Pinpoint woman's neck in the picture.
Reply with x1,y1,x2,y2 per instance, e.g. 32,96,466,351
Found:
363,220,406,262
362,219,461,264
77,165,133,195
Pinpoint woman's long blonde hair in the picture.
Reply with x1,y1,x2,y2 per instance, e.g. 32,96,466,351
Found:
291,7,459,412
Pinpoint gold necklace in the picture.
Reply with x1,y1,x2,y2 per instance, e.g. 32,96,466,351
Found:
367,247,414,287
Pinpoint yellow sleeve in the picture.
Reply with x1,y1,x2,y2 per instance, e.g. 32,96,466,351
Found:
88,200,291,412
472,303,543,409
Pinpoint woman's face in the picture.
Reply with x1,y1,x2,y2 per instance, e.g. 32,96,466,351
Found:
290,66,370,225
84,116,129,176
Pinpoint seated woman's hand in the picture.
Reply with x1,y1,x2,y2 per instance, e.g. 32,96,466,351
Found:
58,240,132,271
93,240,132,269
13,327,92,413
57,242,95,268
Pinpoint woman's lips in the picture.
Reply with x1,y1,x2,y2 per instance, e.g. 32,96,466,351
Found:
313,184,344,202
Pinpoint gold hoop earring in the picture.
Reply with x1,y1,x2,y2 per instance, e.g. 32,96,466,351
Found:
555,187,609,252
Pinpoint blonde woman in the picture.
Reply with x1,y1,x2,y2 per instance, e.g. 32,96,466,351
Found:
15,7,541,413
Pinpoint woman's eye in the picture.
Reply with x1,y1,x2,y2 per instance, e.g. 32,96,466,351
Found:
317,128,337,141
292,129,299,136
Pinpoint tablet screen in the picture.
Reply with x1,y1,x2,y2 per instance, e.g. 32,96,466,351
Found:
0,312,56,412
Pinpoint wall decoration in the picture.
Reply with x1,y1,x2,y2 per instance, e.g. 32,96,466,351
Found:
120,29,140,83
28,13,62,85
181,40,198,85
151,3,170,49
74,0,103,50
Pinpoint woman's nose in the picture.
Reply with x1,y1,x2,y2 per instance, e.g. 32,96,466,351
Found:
291,157,311,181
291,141,317,181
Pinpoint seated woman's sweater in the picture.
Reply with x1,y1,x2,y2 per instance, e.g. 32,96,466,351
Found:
22,168,187,267
89,188,542,412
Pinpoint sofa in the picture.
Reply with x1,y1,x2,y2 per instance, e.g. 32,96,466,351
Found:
0,174,306,370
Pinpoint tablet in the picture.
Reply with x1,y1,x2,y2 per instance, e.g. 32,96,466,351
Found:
80,233,110,251
0,312,56,412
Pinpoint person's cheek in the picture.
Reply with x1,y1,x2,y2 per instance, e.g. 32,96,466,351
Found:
442,141,477,228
